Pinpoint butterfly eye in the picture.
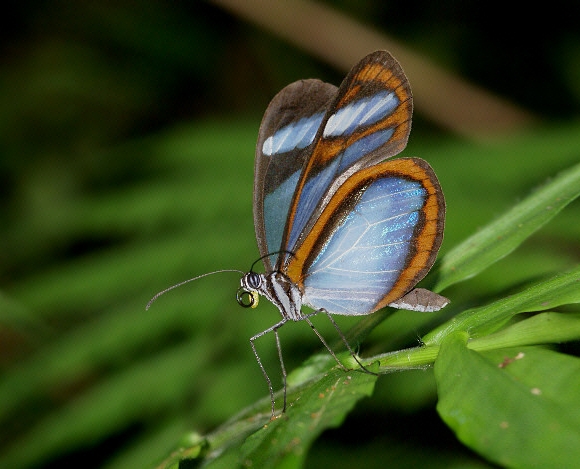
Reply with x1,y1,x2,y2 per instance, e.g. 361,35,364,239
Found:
236,288,259,309
243,271,262,290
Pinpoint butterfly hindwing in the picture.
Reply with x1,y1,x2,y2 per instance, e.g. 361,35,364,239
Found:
286,157,445,315
255,79,337,270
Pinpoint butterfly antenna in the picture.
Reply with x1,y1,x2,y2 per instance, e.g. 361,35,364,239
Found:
146,269,244,310
250,250,295,272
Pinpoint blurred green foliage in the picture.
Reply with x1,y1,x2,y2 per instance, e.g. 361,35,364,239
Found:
1,1,579,468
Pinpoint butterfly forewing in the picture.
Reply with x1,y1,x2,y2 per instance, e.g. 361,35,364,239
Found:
279,51,413,265
254,79,337,270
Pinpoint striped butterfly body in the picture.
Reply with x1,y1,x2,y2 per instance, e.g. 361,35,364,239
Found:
238,50,448,416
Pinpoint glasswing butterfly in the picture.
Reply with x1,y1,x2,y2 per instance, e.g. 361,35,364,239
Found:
149,50,448,418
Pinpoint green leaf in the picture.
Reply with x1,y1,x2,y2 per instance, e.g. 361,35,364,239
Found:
240,367,377,469
435,161,580,291
435,334,580,468
423,264,580,345
372,311,580,377
468,312,580,351
155,359,377,468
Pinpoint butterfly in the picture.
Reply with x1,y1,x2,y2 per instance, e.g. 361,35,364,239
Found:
147,50,448,419
235,50,448,416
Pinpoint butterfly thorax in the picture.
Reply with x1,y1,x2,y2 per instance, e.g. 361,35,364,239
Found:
240,271,304,321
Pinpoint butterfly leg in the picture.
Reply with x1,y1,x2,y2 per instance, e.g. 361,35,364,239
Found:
303,310,378,376
250,319,288,418
274,328,287,413
302,314,349,372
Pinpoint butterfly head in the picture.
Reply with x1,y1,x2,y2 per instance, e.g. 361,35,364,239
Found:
236,250,299,311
